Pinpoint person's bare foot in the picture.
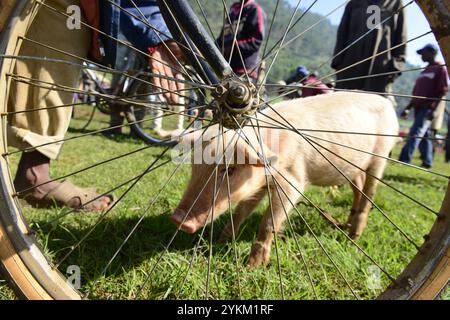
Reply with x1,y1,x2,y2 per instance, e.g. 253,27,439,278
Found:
14,151,112,211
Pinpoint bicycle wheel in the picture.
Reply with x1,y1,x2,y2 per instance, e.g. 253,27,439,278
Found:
87,68,113,116
125,67,207,146
0,0,449,300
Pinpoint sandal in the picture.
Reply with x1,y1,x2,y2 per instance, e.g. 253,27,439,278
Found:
21,180,115,212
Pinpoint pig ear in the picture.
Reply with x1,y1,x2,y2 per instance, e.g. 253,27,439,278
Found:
235,138,278,168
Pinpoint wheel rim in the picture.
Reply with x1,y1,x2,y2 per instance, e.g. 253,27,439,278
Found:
0,0,448,300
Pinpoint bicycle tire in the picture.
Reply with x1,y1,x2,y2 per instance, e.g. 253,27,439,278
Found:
0,0,448,300
125,70,205,146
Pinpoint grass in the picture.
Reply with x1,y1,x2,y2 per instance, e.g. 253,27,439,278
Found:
0,105,449,300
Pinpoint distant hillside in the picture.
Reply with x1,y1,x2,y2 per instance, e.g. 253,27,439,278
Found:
189,0,434,108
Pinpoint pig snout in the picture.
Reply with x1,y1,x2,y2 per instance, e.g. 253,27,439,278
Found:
170,209,203,234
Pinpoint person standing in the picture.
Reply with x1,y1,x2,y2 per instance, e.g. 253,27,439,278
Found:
216,0,266,82
331,0,407,95
9,0,184,211
418,99,446,157
399,44,449,168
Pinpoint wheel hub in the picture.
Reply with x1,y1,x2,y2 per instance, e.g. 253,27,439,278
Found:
212,79,260,129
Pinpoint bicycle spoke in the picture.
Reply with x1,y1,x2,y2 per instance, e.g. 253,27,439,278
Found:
4,100,89,116
249,0,349,79
40,122,233,229
243,117,398,286
268,170,395,299
254,0,411,84
130,0,212,95
243,115,399,297
1,82,206,117
42,159,173,228
4,103,210,157
262,103,421,250
194,0,217,40
176,211,214,298
300,132,442,216
205,126,222,299
95,125,236,293
107,0,207,65
175,167,229,299
273,81,450,106
226,0,244,69
250,113,318,298
13,145,153,197
311,64,445,87
248,112,449,143
6,74,202,120
232,120,359,299
10,102,212,195
230,116,285,299
3,49,212,91
7,60,205,105
247,111,450,180
271,176,319,299
259,0,281,61
3,0,448,301
32,124,235,229
34,0,192,78
55,115,209,271
53,146,172,270
311,0,414,79
248,114,319,299
317,31,432,86
257,0,304,95
220,124,242,299
219,0,252,83
262,63,446,89
135,128,243,299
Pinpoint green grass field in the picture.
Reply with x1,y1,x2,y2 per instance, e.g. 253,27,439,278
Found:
0,106,449,300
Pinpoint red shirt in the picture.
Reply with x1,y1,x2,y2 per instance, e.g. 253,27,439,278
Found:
301,75,331,97
412,63,449,108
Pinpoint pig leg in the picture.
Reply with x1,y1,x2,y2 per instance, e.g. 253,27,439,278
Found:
349,159,387,240
248,180,302,267
344,173,366,228
218,189,266,243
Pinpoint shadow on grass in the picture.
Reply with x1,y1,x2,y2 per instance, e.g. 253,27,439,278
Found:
68,125,176,147
68,126,141,142
30,211,266,277
383,172,447,189
27,199,351,296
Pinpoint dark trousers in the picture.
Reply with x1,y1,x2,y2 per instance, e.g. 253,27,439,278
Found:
399,108,434,167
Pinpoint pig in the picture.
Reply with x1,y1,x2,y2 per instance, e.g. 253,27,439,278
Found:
170,91,399,267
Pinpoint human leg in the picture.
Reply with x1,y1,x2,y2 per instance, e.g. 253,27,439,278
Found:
399,108,432,165
9,0,112,210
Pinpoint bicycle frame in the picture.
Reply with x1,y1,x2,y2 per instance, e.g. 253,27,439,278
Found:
157,0,233,84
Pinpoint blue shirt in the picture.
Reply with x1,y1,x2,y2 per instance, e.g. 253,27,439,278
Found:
99,0,171,67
